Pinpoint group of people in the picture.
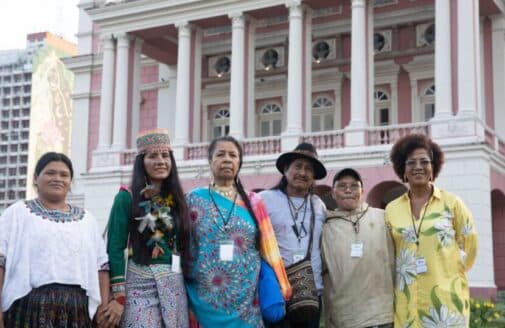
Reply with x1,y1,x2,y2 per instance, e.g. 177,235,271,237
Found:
0,128,478,328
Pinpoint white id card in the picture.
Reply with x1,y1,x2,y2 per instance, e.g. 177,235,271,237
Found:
292,250,305,263
219,240,234,262
350,240,364,258
171,254,181,273
416,256,428,274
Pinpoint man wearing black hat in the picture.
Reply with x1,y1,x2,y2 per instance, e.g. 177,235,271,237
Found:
260,142,327,328
321,168,394,328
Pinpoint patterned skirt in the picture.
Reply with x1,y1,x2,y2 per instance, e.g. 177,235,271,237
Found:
3,283,92,328
121,260,189,328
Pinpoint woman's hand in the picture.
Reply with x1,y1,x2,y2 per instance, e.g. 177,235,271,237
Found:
96,300,123,327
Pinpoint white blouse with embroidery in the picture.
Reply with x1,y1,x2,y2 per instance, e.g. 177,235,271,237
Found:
0,200,108,318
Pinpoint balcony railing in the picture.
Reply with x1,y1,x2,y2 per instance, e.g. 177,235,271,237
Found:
105,119,505,168
300,130,345,150
242,136,281,156
367,122,430,146
186,136,281,160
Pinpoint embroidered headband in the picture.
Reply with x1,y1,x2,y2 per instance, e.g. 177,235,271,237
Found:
136,128,171,154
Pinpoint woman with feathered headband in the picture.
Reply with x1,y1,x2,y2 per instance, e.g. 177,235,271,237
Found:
101,129,189,327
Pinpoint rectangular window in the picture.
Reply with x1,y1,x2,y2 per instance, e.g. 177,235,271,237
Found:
424,104,435,120
379,108,389,125
261,121,269,137
324,114,334,131
311,116,321,132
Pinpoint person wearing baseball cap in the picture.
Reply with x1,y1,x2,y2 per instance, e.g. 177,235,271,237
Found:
321,168,394,328
260,142,327,327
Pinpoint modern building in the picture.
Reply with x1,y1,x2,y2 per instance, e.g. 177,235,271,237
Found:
0,32,76,211
67,0,505,299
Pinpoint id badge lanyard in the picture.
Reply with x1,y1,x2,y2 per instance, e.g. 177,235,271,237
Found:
410,193,433,274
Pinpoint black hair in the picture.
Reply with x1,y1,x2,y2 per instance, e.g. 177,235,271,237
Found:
208,136,260,249
271,142,318,194
390,134,444,182
34,152,74,179
129,151,189,272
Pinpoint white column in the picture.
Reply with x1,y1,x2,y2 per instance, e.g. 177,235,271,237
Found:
131,38,143,141
192,29,203,142
410,79,419,122
97,35,115,150
349,0,367,128
492,16,505,139
434,0,452,118
247,19,257,138
283,0,304,151
229,13,246,140
390,79,398,124
457,1,481,117
173,22,192,158
367,1,374,126
304,7,313,132
111,33,130,150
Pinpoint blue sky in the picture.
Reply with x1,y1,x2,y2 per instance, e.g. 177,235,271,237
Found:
0,0,78,50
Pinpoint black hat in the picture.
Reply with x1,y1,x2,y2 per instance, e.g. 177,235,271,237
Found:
276,143,327,180
333,168,363,186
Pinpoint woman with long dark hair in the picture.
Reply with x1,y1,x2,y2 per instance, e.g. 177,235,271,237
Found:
185,136,291,327
104,129,189,327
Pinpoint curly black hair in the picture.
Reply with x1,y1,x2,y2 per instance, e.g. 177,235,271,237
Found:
389,134,444,182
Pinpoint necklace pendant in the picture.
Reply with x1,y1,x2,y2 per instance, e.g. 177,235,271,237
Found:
353,222,359,234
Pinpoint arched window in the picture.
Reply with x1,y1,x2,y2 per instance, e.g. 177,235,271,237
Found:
312,96,335,132
210,108,229,139
374,89,390,126
421,84,435,121
259,103,282,137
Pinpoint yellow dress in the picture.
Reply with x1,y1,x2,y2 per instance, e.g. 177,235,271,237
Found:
385,185,478,328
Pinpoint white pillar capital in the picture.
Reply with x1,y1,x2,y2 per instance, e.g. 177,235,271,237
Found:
175,22,191,37
228,12,245,25
285,0,302,9
351,0,366,9
100,34,114,51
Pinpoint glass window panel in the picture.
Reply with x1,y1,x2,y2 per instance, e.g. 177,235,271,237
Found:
273,120,281,135
213,126,222,139
261,121,269,137
224,125,229,136
424,104,435,120
380,108,389,125
324,114,334,130
312,115,321,132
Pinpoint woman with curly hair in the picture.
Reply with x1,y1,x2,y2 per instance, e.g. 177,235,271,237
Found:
385,134,478,327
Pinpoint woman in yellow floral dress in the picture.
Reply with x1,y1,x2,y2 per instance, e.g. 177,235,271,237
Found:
385,134,478,328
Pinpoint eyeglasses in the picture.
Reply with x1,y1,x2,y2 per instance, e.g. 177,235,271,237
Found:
335,183,361,191
405,158,432,168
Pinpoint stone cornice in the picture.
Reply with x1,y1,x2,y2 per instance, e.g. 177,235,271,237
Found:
86,0,288,35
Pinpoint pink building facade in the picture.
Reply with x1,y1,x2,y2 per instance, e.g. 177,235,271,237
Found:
66,0,505,299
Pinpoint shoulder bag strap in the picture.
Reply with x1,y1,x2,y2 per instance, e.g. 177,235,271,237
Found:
305,195,316,259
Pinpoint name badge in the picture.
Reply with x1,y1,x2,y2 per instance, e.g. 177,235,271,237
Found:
171,254,181,273
292,250,305,263
350,240,364,258
416,256,428,274
219,240,234,262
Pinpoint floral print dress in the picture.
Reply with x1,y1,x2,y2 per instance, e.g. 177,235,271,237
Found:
385,186,478,328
